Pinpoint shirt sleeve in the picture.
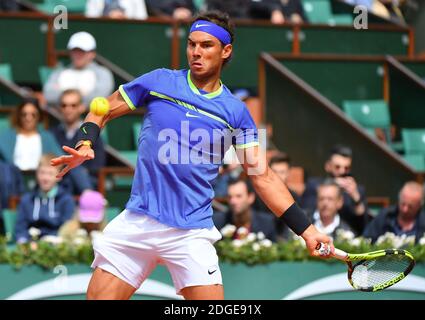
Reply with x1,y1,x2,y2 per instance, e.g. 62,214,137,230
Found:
118,69,161,110
233,106,259,149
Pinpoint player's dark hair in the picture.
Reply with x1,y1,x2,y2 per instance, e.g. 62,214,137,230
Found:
328,144,353,160
193,10,235,66
269,152,291,167
227,177,254,194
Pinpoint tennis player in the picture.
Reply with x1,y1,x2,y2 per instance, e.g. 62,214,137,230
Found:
51,11,333,300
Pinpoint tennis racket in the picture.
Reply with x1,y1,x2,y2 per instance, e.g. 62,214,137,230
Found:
316,243,415,292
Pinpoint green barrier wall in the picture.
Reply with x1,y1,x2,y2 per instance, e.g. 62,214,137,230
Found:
105,113,143,151
264,61,415,201
281,60,383,107
300,29,408,56
0,86,23,106
403,61,425,78
54,19,173,79
0,17,47,84
0,262,424,299
389,62,425,129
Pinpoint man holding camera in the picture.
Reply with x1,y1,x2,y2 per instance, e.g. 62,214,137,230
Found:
301,144,369,235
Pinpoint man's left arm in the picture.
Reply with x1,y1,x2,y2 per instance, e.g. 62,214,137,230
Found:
236,145,333,256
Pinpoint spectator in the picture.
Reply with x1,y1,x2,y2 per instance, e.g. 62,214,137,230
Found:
59,190,107,238
205,0,251,19
50,89,106,186
0,159,25,210
309,180,354,240
85,0,148,20
301,144,369,235
269,153,300,203
0,0,19,11
206,0,305,24
0,160,25,235
43,31,114,107
363,181,425,243
343,0,373,10
213,178,277,242
254,152,300,240
146,0,195,20
0,99,93,195
14,154,75,243
376,0,406,24
270,0,308,24
0,99,62,171
212,147,242,198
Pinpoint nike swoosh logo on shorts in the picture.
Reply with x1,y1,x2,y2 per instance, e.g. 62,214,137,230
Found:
186,111,200,118
208,269,217,275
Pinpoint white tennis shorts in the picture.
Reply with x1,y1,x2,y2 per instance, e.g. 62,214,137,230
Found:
91,209,223,294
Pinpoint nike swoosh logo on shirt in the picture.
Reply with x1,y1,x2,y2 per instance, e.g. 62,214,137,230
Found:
208,269,217,275
186,111,200,118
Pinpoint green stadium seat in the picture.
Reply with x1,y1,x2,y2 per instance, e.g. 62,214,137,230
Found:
2,209,17,243
343,100,391,129
38,66,54,86
133,122,140,147
105,207,121,222
0,64,13,82
403,154,425,172
37,0,87,14
329,14,353,26
401,129,425,154
100,124,109,145
302,0,333,24
58,0,87,13
119,151,137,167
342,100,395,145
193,0,205,11
0,117,10,133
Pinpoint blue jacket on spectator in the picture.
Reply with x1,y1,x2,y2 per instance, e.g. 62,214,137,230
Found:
363,205,425,244
15,186,75,243
0,160,25,209
0,160,25,235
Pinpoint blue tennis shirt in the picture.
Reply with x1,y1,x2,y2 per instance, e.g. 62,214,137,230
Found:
119,68,258,229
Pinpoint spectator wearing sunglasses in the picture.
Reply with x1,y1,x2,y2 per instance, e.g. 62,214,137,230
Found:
50,89,106,187
301,144,370,235
0,99,62,171
0,98,93,195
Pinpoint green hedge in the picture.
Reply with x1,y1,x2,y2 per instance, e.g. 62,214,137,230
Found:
1,229,424,269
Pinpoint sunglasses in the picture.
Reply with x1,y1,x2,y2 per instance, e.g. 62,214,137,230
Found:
334,165,351,171
60,102,80,108
20,112,38,118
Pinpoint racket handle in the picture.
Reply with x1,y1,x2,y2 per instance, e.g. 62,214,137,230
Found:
316,243,348,261
334,248,349,261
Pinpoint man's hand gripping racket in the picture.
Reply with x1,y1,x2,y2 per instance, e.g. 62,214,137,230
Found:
316,243,415,292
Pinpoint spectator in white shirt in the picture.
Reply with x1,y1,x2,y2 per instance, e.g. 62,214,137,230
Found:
86,0,148,20
43,31,114,107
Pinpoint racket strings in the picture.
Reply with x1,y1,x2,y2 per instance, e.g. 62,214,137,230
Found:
351,255,412,289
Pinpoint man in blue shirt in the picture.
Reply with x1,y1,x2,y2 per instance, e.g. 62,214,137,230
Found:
52,11,333,300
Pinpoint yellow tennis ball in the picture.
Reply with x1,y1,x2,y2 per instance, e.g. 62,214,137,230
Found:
90,97,110,116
